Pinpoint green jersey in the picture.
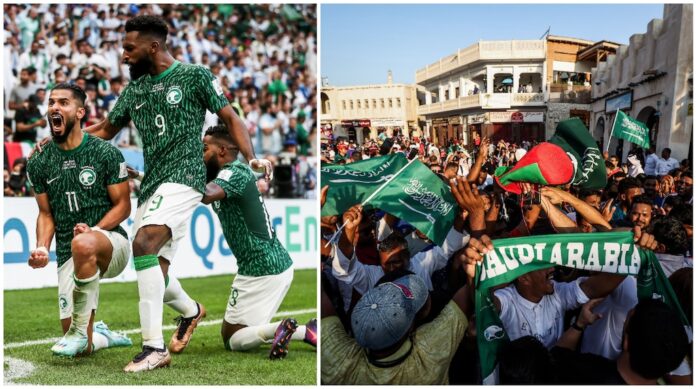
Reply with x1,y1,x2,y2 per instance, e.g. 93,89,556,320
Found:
212,161,292,277
26,133,128,267
108,61,229,205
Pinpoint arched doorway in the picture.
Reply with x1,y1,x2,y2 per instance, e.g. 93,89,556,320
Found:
320,93,330,115
636,106,659,148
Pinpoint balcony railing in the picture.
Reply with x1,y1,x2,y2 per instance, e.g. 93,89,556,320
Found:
548,84,592,104
417,92,547,114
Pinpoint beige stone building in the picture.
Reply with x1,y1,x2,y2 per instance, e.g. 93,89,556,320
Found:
415,37,619,146
320,71,419,144
590,4,693,162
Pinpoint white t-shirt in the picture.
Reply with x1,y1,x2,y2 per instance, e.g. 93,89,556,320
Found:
494,279,589,348
580,276,637,359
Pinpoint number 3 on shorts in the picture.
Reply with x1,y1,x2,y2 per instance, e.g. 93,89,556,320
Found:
143,194,163,219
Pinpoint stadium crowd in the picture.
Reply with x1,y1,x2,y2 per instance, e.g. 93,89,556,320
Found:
3,3,317,199
320,128,693,384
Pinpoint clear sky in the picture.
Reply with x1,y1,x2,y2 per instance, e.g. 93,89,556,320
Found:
321,4,666,86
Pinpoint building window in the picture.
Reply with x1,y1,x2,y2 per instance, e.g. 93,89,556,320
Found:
342,100,346,110
455,87,459,99
364,99,369,110
389,99,393,108
357,100,361,109
381,99,385,108
350,100,354,110
372,99,377,108
396,98,401,108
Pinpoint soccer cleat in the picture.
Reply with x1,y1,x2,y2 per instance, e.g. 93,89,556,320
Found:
123,346,171,372
304,318,317,348
169,302,206,353
51,327,88,357
93,321,133,348
269,318,298,360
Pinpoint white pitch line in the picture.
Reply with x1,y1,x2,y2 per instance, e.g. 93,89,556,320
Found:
4,308,316,350
4,357,36,385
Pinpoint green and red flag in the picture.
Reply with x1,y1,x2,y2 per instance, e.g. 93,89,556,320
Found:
321,154,459,246
494,118,606,193
475,231,689,384
611,110,650,149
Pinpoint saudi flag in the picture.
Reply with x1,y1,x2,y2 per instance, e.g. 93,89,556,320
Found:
611,110,650,149
475,231,689,384
321,154,459,246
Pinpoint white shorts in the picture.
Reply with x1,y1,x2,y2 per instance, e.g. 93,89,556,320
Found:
57,228,130,320
224,266,294,326
131,183,203,262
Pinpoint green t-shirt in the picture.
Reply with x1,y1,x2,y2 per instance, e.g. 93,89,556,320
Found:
211,161,292,277
108,61,229,205
26,133,128,267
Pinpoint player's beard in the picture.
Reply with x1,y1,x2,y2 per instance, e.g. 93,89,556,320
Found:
206,158,221,183
49,113,75,144
128,57,152,81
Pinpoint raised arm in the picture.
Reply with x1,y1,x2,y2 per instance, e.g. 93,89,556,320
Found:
541,187,611,231
467,137,490,183
217,105,255,163
83,118,123,140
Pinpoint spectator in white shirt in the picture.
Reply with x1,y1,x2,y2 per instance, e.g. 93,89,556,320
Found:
656,147,680,176
643,146,659,176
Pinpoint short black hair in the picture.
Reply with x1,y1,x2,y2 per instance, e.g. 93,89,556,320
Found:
626,298,688,379
649,216,688,255
578,188,601,199
51,83,86,106
125,15,169,43
204,125,234,144
682,170,692,179
378,233,408,253
498,336,554,384
669,204,693,226
618,177,642,194
663,195,684,208
630,194,653,210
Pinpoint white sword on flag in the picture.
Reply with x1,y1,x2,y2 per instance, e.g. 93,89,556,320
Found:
324,156,419,247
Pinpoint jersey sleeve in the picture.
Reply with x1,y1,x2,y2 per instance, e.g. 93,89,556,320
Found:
26,156,45,194
107,84,131,127
212,165,251,199
196,66,229,114
101,143,128,186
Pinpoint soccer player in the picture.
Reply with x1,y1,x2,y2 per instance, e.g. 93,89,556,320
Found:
26,84,133,356
80,16,269,371
202,125,317,358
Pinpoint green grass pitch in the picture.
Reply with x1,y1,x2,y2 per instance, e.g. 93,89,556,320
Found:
4,269,317,385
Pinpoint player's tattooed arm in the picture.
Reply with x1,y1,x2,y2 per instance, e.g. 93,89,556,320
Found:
201,182,227,205
29,193,55,269
83,119,122,140
93,181,131,231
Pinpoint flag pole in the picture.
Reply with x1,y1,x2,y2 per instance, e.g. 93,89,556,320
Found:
606,109,620,153
324,156,419,247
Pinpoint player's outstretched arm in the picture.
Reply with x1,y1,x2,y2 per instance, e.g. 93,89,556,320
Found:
93,181,131,231
83,118,122,140
30,193,55,269
201,182,227,205
218,105,255,162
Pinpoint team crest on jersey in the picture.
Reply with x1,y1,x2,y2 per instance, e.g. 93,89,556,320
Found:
79,167,97,187
166,86,183,105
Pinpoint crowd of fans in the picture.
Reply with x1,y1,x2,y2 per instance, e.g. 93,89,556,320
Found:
4,4,317,199
320,130,693,384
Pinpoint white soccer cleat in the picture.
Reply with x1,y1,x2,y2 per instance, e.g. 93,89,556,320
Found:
93,321,133,348
51,327,88,357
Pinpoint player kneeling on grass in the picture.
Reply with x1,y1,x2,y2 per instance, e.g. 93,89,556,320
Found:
202,125,317,359
26,84,132,356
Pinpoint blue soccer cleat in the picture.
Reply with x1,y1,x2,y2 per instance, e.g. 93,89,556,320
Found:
93,321,133,348
51,327,88,357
